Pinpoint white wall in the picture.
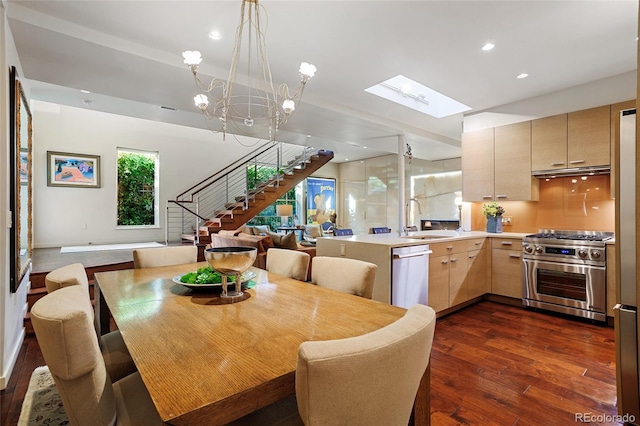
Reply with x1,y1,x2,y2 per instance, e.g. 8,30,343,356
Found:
33,101,268,248
1,3,29,389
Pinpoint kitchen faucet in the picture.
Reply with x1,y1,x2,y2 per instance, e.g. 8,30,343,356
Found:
403,198,422,235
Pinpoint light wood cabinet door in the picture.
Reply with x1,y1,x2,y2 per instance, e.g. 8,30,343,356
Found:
467,248,490,299
491,248,523,299
448,253,468,306
494,121,538,201
461,128,494,202
567,105,611,167
532,114,568,171
429,255,450,312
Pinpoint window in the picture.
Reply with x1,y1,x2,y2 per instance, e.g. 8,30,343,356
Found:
117,148,159,227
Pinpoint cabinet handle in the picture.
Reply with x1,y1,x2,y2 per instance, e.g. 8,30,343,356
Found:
501,241,513,246
483,195,493,199
509,254,521,259
441,260,449,264
551,162,565,166
474,241,482,245
495,194,507,199
468,255,476,259
450,258,458,262
569,160,585,164
446,246,454,250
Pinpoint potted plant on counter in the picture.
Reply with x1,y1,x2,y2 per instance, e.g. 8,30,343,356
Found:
482,201,505,233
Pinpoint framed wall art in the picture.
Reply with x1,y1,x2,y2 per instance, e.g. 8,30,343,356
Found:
9,66,33,292
47,151,101,188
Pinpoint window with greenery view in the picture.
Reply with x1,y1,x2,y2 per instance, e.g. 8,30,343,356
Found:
117,149,159,226
248,185,299,232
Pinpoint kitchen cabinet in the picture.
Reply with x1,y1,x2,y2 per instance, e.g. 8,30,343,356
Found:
494,121,538,201
467,238,490,299
428,237,489,311
491,237,523,299
531,114,568,172
462,123,538,202
461,128,494,202
567,105,611,168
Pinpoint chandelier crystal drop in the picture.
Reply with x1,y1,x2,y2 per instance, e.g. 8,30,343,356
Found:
182,0,316,143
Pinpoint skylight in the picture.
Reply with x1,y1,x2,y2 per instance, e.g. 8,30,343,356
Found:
365,75,471,118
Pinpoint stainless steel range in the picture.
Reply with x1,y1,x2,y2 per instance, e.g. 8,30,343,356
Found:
522,230,614,322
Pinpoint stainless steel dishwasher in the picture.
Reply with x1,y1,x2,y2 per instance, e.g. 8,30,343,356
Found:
391,245,431,309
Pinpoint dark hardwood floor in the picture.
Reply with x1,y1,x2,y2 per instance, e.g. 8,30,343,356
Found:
430,302,618,425
1,273,618,426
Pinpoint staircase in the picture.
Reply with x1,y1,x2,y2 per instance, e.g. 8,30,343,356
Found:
166,143,333,244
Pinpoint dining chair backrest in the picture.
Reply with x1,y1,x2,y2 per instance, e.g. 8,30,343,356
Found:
370,227,391,234
45,263,136,383
310,256,377,299
133,245,197,268
333,228,353,236
45,263,89,294
296,304,436,426
266,248,311,281
31,286,164,426
31,286,118,425
320,222,334,234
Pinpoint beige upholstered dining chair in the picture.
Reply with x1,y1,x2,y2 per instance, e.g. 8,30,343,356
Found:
266,248,311,281
296,304,436,425
31,286,164,426
230,304,436,426
45,263,136,382
310,256,377,299
132,245,197,268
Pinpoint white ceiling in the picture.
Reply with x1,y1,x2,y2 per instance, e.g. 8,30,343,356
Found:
5,0,638,163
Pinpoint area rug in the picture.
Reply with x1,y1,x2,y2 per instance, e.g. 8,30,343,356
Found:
60,241,164,253
18,366,68,426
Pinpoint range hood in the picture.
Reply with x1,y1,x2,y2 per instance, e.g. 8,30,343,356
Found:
532,165,610,179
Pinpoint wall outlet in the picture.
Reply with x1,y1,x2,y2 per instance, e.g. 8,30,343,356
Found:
340,244,346,256
502,216,513,226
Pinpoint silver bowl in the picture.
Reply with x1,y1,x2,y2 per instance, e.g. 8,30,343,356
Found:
205,247,257,299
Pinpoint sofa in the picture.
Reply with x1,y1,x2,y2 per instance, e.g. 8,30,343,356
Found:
210,226,316,280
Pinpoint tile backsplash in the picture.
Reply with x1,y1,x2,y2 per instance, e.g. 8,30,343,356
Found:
471,175,614,233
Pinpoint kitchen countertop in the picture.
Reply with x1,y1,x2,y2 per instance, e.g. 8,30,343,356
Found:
318,230,530,248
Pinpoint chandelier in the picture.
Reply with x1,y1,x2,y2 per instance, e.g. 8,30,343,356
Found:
182,0,316,144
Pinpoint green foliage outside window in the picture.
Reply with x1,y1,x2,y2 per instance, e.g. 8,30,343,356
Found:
117,151,156,226
248,186,298,231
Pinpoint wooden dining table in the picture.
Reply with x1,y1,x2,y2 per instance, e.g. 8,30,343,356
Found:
94,262,430,425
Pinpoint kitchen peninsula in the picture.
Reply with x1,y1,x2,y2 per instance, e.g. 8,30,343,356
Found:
317,231,529,315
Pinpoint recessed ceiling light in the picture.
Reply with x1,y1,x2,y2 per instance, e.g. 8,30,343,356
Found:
345,158,349,161
80,89,91,94
516,73,529,79
209,31,222,40
481,43,495,51
363,146,368,149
